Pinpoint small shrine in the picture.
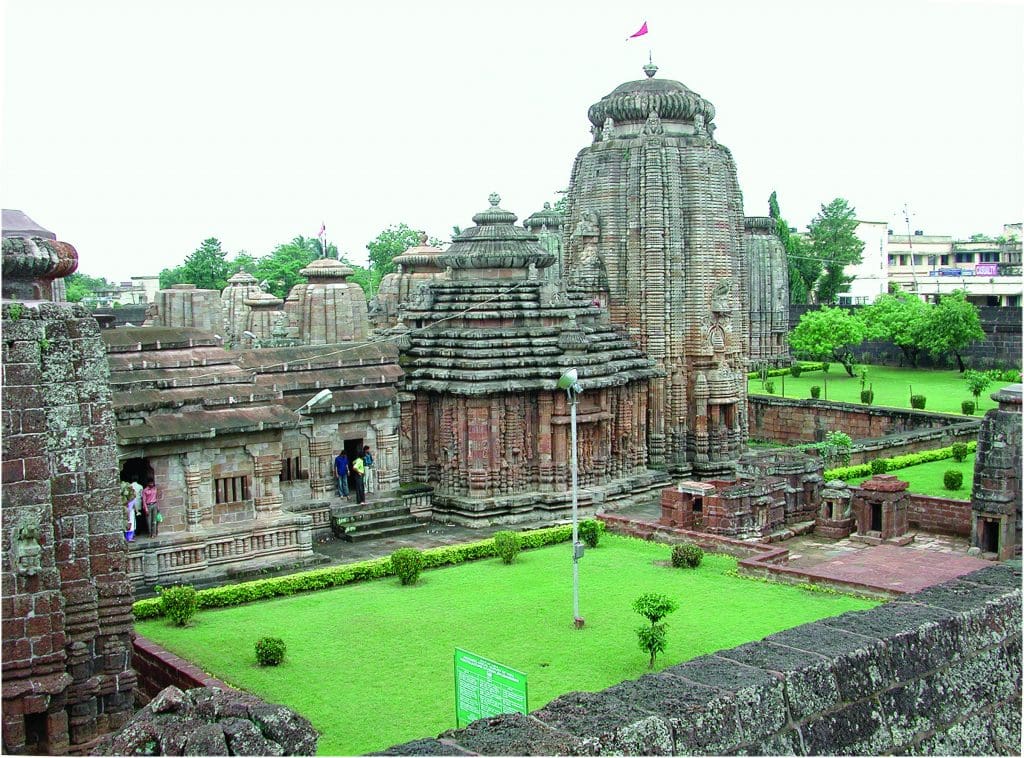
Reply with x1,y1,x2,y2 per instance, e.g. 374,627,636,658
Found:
850,474,913,545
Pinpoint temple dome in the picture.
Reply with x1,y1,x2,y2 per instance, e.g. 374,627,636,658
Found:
438,193,556,271
587,64,716,127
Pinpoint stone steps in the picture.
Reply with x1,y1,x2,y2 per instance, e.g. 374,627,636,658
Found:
331,497,425,542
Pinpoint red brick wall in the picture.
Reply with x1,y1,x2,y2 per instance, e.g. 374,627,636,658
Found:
908,494,972,537
132,634,233,700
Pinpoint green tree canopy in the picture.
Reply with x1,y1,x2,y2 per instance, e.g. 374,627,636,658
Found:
359,224,444,300
806,198,864,305
159,237,230,291
925,290,984,372
788,306,865,376
769,191,819,304
64,272,115,303
254,236,331,298
858,292,930,367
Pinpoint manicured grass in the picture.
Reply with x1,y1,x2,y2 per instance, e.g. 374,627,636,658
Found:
749,365,1003,415
136,535,876,755
846,454,975,498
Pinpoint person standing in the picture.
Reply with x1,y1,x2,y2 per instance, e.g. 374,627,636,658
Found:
362,445,375,494
122,482,137,542
351,454,366,504
334,451,349,498
142,479,160,537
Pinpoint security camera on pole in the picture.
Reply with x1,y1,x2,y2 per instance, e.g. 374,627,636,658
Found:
557,368,585,629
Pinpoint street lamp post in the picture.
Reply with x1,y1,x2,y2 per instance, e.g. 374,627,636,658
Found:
557,368,585,629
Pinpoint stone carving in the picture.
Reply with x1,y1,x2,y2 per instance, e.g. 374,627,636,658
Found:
602,117,615,140
574,210,600,239
95,686,318,756
643,110,663,136
11,518,42,576
711,278,733,313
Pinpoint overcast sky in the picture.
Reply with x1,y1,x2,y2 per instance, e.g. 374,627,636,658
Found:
3,0,1022,282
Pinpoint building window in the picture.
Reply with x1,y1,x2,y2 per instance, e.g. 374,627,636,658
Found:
214,475,250,504
940,255,950,265
900,255,910,266
913,255,925,265
280,453,306,482
980,252,1000,263
887,254,897,266
954,252,974,263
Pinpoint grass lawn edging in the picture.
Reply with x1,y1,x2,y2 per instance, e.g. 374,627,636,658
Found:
133,522,584,620
823,439,977,481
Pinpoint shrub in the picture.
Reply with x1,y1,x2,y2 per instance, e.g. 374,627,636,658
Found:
633,593,679,668
943,470,963,491
763,380,775,395
493,531,521,565
159,585,199,626
869,458,889,475
910,394,926,409
790,365,802,378
821,362,830,374
390,548,424,585
951,442,969,462
670,543,704,569
810,385,821,399
254,636,286,666
578,519,604,549
824,440,977,481
860,389,874,404
961,400,975,415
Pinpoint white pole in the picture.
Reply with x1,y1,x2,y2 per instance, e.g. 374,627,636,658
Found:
570,390,580,624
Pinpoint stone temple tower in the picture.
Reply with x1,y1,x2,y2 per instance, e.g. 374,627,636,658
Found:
562,64,749,477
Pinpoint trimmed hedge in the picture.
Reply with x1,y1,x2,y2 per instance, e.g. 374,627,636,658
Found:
133,524,574,620
824,440,977,482
747,362,826,380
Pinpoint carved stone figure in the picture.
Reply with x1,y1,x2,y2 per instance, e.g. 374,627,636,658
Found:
644,110,663,135
602,117,615,140
12,520,42,576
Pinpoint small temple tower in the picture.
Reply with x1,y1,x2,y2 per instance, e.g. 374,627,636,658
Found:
745,216,790,367
523,201,564,286
397,194,666,525
221,270,260,346
373,233,446,329
562,64,748,476
970,384,1022,559
284,258,369,345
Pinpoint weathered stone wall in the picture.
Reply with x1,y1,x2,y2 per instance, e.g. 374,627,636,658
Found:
970,384,1022,559
749,395,978,448
908,494,972,537
384,563,1021,756
131,635,232,700
791,304,1022,369
1,302,136,753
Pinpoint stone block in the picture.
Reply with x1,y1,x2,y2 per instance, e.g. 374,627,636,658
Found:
439,713,586,756
800,697,892,755
375,738,475,755
532,690,673,755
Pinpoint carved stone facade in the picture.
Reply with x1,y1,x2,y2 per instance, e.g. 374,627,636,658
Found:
396,195,666,525
152,284,224,333
523,202,564,287
373,234,446,330
735,449,822,523
970,383,1022,559
284,258,369,345
816,479,855,539
850,474,913,545
660,479,786,540
744,216,790,367
2,236,136,752
220,270,259,346
562,65,749,476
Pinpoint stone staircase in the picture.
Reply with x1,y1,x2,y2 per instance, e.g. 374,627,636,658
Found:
330,496,426,542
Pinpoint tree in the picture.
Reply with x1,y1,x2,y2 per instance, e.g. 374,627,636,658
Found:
962,369,993,407
806,198,864,305
769,191,819,304
363,224,444,299
857,292,930,367
788,306,865,376
159,238,230,291
227,251,259,277
924,290,984,372
632,593,678,669
255,236,323,298
64,272,114,303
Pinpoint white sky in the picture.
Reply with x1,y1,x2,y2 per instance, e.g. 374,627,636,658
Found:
2,0,1022,282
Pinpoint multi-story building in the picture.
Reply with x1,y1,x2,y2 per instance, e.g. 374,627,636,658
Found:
846,222,1022,307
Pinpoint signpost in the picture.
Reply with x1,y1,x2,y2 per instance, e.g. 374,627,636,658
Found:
453,649,528,728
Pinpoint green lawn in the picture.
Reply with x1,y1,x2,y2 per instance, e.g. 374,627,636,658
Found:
846,454,975,498
749,365,1005,415
136,535,876,755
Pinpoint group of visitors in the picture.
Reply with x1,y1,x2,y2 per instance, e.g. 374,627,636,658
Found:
122,476,160,542
334,446,374,505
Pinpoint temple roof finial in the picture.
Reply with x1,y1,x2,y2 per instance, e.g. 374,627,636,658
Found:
488,192,501,207
643,60,658,78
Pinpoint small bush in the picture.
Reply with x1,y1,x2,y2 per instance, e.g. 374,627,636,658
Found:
670,543,704,569
790,365,802,377
763,380,775,395
810,385,821,399
910,394,927,409
633,593,679,668
821,362,831,374
159,585,199,626
869,458,889,475
951,442,969,462
493,531,521,564
254,636,286,666
961,400,975,415
578,519,604,548
860,389,874,404
943,470,964,491
390,548,424,585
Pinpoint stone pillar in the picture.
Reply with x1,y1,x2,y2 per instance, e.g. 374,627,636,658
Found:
466,399,491,495
251,454,285,516
307,436,334,501
851,474,912,545
373,423,400,492
537,394,554,489
398,393,415,483
184,463,203,533
970,384,1022,559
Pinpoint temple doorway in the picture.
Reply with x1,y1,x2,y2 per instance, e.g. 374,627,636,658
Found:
981,518,1001,554
343,438,364,493
870,502,883,532
119,457,154,537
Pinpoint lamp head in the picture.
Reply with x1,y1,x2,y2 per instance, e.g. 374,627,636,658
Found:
299,388,333,412
557,368,583,396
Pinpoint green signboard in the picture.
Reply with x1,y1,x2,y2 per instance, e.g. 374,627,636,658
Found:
453,648,528,728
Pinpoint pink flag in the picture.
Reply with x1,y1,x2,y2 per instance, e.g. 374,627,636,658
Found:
318,222,326,239
627,21,648,40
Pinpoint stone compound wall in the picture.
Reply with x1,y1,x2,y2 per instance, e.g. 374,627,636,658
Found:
749,395,979,452
791,304,1022,370
1,302,136,753
383,564,1021,755
908,494,972,537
